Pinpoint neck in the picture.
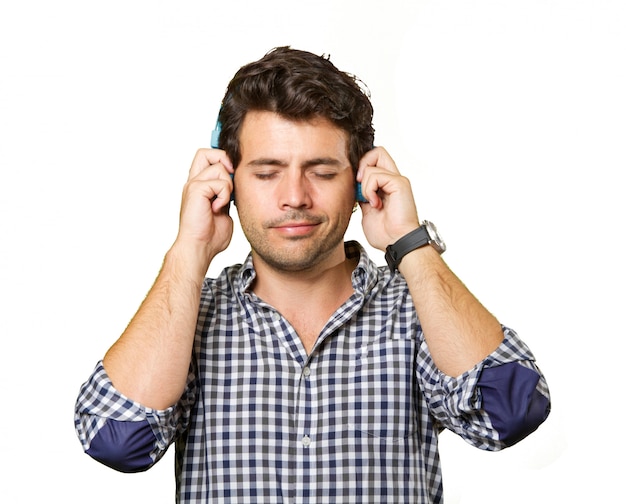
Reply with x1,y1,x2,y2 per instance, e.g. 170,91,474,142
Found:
250,244,358,355
251,247,357,312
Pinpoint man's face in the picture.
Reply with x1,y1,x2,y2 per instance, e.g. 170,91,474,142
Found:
234,110,356,273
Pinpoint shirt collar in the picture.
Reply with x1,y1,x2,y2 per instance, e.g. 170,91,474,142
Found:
236,241,382,297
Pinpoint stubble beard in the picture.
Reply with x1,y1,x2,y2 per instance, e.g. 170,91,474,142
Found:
240,209,352,273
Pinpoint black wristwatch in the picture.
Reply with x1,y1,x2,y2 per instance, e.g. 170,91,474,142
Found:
385,220,446,271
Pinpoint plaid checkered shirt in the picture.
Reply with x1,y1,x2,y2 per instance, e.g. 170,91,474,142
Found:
75,241,550,503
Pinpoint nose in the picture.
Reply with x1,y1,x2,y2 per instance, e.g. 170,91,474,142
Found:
278,171,312,209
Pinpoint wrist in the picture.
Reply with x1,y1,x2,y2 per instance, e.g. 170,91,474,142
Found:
166,239,216,281
385,221,446,272
396,243,441,278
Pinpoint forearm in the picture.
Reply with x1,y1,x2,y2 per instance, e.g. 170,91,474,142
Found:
399,245,504,377
419,327,550,450
103,241,213,409
75,360,198,471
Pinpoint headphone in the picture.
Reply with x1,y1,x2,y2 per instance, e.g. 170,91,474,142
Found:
210,118,222,149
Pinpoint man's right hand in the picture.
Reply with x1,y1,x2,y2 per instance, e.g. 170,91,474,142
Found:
174,148,235,268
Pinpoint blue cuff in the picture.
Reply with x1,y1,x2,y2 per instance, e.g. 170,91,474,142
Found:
86,419,156,473
478,362,550,447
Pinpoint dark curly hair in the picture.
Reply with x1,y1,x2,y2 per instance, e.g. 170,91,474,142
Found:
216,47,375,172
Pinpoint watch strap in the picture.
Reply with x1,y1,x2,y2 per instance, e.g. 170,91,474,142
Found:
385,226,430,271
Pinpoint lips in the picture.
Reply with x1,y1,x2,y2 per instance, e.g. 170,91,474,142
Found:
272,221,321,237
265,213,324,238
275,220,319,228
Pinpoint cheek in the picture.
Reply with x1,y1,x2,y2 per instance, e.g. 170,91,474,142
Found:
233,185,270,231
233,177,259,209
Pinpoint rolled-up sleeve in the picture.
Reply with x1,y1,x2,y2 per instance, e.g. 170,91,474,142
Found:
419,327,550,451
74,361,197,472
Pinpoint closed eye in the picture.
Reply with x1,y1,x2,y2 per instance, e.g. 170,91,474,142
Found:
312,172,338,180
254,171,279,180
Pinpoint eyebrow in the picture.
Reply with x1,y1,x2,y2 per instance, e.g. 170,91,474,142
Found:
246,157,345,169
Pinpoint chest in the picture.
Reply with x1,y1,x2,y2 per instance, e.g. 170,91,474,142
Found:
185,327,433,500
280,310,328,354
195,324,422,442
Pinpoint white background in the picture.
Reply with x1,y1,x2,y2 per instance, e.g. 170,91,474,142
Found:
1,1,624,502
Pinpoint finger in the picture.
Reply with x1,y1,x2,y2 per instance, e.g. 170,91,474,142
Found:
359,174,383,208
182,177,232,215
210,182,234,213
191,163,233,185
356,146,398,180
360,170,412,210
188,148,234,180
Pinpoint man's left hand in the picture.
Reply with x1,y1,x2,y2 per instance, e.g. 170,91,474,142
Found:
357,147,421,251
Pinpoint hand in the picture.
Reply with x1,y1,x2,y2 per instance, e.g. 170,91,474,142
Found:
175,148,235,258
357,147,421,251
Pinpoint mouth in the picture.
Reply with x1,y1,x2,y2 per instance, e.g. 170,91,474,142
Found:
266,212,325,238
272,221,321,237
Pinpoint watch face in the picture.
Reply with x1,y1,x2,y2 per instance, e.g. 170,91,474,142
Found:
423,220,446,254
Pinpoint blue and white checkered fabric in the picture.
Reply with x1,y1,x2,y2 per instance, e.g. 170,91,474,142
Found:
76,241,548,503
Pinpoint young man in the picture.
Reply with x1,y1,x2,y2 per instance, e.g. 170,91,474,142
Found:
75,47,550,502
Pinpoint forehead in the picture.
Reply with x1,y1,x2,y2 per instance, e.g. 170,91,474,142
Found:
239,111,350,160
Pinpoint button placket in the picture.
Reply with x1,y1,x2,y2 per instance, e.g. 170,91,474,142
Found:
296,360,314,454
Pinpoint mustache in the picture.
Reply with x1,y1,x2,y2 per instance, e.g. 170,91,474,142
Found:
264,211,326,228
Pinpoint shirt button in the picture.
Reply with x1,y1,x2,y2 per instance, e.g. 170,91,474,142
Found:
302,435,311,447
303,367,311,377
272,311,281,322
